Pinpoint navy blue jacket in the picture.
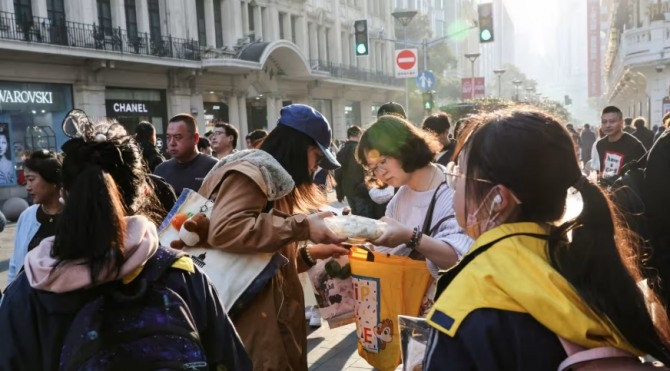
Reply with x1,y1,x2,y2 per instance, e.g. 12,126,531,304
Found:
0,255,252,371
424,308,567,370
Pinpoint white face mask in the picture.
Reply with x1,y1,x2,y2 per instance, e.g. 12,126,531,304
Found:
465,188,501,239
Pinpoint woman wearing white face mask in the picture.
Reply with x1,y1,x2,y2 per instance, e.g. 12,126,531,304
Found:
356,115,473,276
424,108,670,370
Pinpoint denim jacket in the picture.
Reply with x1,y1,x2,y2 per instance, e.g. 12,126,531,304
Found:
7,205,39,284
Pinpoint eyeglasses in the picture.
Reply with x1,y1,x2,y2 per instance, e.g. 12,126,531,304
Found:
368,156,389,175
211,131,227,137
445,161,493,189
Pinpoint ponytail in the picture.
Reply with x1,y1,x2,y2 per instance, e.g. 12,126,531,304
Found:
52,166,126,284
550,180,670,363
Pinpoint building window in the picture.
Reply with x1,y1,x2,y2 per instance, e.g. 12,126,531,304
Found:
97,0,112,36
279,12,285,39
214,0,223,47
125,0,138,39
47,0,66,45
14,0,33,24
248,3,255,33
148,0,161,41
196,0,206,46
291,15,297,44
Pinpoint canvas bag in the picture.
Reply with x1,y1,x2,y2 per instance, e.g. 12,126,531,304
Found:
158,188,287,318
349,247,433,371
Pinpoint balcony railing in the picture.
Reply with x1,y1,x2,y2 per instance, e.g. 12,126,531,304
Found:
310,60,404,87
0,11,200,61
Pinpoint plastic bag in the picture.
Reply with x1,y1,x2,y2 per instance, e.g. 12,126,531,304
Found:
398,315,431,371
324,215,387,241
307,255,356,328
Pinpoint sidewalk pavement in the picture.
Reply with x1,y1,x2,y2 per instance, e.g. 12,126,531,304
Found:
308,323,374,370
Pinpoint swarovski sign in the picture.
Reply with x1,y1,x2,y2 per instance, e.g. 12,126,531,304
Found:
0,90,53,104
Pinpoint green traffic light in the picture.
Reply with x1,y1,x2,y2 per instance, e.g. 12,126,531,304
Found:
480,29,492,42
356,43,367,55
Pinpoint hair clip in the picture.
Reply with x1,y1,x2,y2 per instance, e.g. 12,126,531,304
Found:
62,109,94,139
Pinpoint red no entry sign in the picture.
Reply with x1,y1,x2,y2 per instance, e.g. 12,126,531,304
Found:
396,49,416,70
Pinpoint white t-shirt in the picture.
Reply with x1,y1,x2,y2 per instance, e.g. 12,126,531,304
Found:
376,183,473,276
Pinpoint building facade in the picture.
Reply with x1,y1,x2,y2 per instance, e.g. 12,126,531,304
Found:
0,0,402,199
603,0,670,128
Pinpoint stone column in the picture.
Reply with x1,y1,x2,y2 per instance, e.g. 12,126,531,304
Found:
73,84,106,119
341,31,350,67
223,0,242,48
228,94,240,129
238,96,248,135
332,98,346,140
136,0,150,35
266,96,277,131
308,22,318,62
281,12,291,41
266,4,279,42
295,16,308,57
66,0,96,24
360,99,373,127
0,0,13,13
253,5,262,40
204,0,215,47
317,25,327,63
110,0,126,29
31,0,48,19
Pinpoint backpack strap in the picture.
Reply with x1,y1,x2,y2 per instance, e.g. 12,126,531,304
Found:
557,343,638,371
137,247,186,283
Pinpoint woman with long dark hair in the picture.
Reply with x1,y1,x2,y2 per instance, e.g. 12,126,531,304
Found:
424,107,670,369
7,150,62,284
199,104,348,370
0,115,251,370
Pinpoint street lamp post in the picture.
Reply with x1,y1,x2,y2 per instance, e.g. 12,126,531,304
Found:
493,68,506,98
512,79,523,101
392,10,418,117
525,86,535,102
464,52,480,100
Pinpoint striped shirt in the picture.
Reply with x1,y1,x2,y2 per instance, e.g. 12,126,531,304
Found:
376,183,474,276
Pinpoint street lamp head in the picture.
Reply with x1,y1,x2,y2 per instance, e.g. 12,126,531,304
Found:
493,69,506,75
392,10,418,27
512,79,523,86
464,52,481,60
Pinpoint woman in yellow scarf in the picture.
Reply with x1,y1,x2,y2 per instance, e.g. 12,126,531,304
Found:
424,107,670,370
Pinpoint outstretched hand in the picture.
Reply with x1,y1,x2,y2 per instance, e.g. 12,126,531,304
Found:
309,244,350,260
372,217,413,248
307,211,347,245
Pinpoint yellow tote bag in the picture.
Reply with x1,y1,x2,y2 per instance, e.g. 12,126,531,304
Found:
349,247,433,371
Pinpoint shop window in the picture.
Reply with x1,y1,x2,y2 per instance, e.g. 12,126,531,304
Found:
0,82,74,186
196,0,206,46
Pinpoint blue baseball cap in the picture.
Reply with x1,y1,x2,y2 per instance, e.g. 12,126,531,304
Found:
277,104,340,170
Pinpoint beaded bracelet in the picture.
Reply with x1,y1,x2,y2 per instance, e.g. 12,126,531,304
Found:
406,227,423,250
299,243,317,268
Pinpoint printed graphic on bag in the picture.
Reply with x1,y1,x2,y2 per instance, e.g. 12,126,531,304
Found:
353,275,381,352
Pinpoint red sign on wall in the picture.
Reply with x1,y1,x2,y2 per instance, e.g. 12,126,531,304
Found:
461,77,486,100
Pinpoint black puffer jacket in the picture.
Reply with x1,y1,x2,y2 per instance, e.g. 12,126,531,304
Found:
0,249,252,371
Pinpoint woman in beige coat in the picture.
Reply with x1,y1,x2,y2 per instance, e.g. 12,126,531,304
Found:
199,104,348,370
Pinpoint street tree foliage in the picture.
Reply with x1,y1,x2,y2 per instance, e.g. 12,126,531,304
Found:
440,97,572,124
487,64,539,101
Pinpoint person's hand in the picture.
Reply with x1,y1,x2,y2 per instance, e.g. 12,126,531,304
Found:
372,217,413,247
309,244,350,260
306,211,346,244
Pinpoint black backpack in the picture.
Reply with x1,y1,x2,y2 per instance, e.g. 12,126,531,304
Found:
59,247,209,371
